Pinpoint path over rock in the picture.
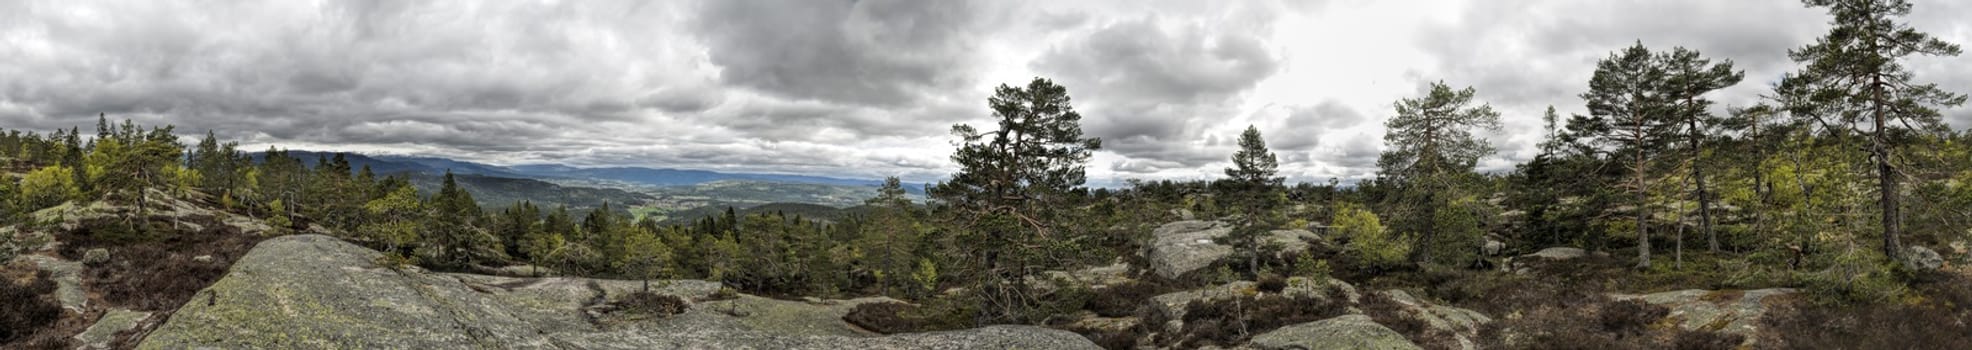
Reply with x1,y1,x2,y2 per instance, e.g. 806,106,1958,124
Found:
1608,288,1796,347
1248,314,1422,350
138,235,1098,350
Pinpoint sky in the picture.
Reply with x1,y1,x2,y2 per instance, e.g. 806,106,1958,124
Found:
2,0,1968,186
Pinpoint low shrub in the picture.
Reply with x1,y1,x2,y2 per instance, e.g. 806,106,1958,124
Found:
1760,275,1972,349
1160,289,1350,348
1085,281,1165,318
843,300,972,334
614,291,689,316
1358,292,1462,350
0,271,61,344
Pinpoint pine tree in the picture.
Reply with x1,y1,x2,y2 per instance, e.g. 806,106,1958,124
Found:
1575,43,1678,269
1223,126,1282,276
1660,48,1744,255
859,177,919,295
429,171,486,267
1777,0,1965,260
931,77,1101,323
1379,81,1501,264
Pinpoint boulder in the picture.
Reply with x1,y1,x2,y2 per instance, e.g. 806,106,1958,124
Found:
192,255,215,263
1482,240,1506,257
1034,261,1134,294
19,254,88,313
1378,290,1492,350
1902,245,1944,272
82,248,111,266
75,308,153,350
1508,247,1589,274
1149,281,1257,323
1264,229,1324,256
1283,277,1361,305
1525,247,1586,260
1607,288,1795,347
139,234,1098,350
1248,314,1422,350
1145,221,1235,279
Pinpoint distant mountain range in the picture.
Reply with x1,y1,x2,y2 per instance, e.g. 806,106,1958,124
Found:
256,151,922,191
251,150,925,212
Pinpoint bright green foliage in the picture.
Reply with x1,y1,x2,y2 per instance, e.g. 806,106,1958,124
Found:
19,165,81,211
266,199,293,231
619,227,673,291
362,185,424,255
163,164,202,197
911,258,941,299
1332,202,1408,270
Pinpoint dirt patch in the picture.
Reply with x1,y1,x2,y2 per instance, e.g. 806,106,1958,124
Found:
843,301,972,335
1,270,64,346
7,213,271,349
1759,275,1972,349
613,291,690,317
61,215,262,311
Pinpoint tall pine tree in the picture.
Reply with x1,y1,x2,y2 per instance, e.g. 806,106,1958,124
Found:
931,77,1100,323
1379,81,1501,264
1777,0,1965,260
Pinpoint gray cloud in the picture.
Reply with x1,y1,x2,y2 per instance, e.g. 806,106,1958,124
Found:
1034,14,1283,173
693,0,994,107
1,0,1965,185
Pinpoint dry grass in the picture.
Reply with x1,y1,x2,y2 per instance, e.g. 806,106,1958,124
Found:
0,270,62,345
613,291,689,317
1758,275,1972,349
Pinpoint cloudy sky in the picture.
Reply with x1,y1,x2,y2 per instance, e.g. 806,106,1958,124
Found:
2,0,1968,185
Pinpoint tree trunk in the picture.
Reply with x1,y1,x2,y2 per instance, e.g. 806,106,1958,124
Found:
1413,189,1437,264
1688,116,1716,253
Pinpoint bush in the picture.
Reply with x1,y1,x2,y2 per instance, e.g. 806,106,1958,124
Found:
1332,202,1409,269
1086,281,1164,318
0,271,61,344
1760,275,1972,349
1157,289,1350,348
844,299,972,334
614,291,688,317
17,166,79,211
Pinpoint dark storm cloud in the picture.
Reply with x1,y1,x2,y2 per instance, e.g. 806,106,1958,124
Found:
693,0,995,107
1273,100,1368,151
1035,14,1283,173
0,1,710,153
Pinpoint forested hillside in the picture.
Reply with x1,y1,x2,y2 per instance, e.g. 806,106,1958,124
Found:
3,0,1970,348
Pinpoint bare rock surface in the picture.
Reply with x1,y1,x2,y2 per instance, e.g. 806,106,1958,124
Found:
138,234,1098,350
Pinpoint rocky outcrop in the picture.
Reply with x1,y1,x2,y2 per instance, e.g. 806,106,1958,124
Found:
1150,280,1257,323
1150,277,1360,331
1248,314,1422,350
1378,290,1492,350
1146,221,1236,279
1144,221,1326,280
1525,247,1586,260
1902,245,1944,272
18,254,87,313
1264,229,1323,257
1608,288,1796,347
75,308,152,350
138,234,1097,350
1506,247,1592,274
